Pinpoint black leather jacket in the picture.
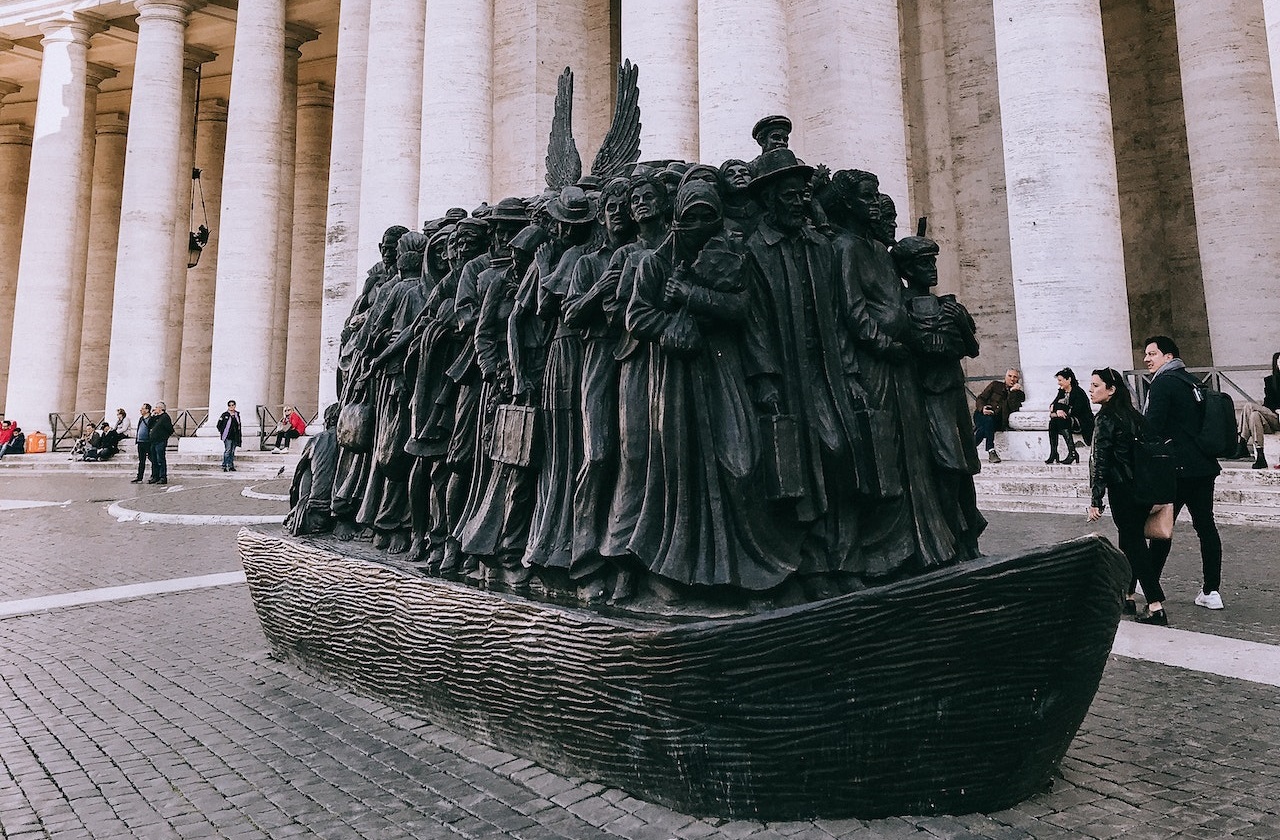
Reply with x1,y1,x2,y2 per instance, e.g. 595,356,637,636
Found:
1089,408,1142,509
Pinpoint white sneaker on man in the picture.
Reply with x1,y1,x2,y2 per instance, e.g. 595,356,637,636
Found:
1194,590,1224,610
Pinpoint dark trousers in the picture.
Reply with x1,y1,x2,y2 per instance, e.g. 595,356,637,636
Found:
973,412,997,451
1048,416,1078,455
275,428,301,449
136,442,150,480
1109,483,1166,604
1148,474,1222,593
150,439,169,481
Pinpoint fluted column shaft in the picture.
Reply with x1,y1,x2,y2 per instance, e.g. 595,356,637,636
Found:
1175,0,1280,367
787,0,908,214
355,0,425,269
162,50,209,410
284,84,334,417
204,0,285,432
63,63,116,407
104,0,201,414
697,0,789,164
5,18,97,429
267,30,310,411
621,0,698,162
75,113,129,411
420,0,493,218
177,98,227,408
993,0,1133,402
0,115,32,414
319,0,371,412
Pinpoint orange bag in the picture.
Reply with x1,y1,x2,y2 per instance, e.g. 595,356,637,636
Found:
25,431,47,454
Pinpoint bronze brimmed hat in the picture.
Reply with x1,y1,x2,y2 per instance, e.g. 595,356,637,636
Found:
488,197,530,224
546,186,595,225
751,114,792,144
749,148,814,195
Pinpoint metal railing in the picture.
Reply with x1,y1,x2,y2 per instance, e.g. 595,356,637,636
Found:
1123,365,1269,408
47,407,210,452
256,406,319,452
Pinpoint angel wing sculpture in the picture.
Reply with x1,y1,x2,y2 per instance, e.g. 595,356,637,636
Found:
545,68,582,190
545,61,642,190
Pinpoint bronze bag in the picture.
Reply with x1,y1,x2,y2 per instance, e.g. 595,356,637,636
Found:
1143,503,1174,540
336,400,374,453
760,415,804,500
487,403,538,468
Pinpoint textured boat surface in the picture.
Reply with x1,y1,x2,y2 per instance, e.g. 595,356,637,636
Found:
239,528,1128,820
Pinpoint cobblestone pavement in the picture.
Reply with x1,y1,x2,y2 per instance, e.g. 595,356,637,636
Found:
1,474,1278,839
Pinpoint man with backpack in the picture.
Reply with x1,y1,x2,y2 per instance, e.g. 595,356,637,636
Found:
1142,335,1225,610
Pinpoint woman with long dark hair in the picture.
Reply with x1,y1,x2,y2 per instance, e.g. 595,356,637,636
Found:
1046,367,1093,464
1236,350,1280,469
1086,367,1168,625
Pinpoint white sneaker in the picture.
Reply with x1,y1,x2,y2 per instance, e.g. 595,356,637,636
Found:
272,447,284,453
1194,590,1224,610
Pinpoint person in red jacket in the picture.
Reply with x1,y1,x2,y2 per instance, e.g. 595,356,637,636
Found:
273,406,307,452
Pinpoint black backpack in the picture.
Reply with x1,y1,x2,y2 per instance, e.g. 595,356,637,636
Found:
1190,379,1237,460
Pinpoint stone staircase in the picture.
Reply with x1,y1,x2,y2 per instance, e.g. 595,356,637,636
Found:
0,447,300,478
974,461,1280,527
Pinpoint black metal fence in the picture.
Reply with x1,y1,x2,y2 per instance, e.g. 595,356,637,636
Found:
47,407,210,452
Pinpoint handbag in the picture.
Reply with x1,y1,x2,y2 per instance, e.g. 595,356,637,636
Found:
1144,503,1174,540
336,400,374,453
487,403,538,468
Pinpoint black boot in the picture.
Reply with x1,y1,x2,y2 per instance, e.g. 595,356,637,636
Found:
1235,438,1252,459
1253,447,1268,469
1062,440,1079,465
1044,451,1060,465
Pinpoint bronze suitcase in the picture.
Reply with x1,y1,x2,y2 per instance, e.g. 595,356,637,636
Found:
760,414,804,500
487,403,538,468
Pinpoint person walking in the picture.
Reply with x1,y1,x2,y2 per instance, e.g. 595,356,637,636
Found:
1142,335,1224,610
216,400,243,472
1087,368,1169,625
1045,367,1093,465
972,368,1025,463
130,405,152,483
148,402,174,485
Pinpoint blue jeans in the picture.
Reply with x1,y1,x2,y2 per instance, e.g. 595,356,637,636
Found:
222,438,237,470
150,439,168,481
973,411,997,451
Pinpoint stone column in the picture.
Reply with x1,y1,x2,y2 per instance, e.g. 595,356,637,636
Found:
1175,0,1280,367
319,0,371,413
0,84,32,414
697,0,790,165
1264,0,1280,138
993,0,1133,402
419,0,493,218
284,83,334,417
162,48,213,410
621,0,698,162
75,112,129,412
204,0,285,434
355,0,425,271
177,98,227,409
267,26,315,412
787,0,909,214
61,63,116,407
5,17,100,430
103,0,202,416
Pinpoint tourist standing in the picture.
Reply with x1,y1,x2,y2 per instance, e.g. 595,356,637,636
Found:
217,400,243,472
131,404,152,483
148,402,174,485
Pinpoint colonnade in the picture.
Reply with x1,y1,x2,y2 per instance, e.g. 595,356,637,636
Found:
2,0,1280,432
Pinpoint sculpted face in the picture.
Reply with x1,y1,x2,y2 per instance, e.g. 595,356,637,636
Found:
379,232,400,265
848,180,881,227
677,202,720,251
454,227,487,262
766,174,808,232
629,183,663,224
900,255,938,290
602,193,630,236
492,221,524,252
724,163,751,192
762,127,790,152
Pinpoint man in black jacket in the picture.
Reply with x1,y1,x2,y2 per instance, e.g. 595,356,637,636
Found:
148,402,175,485
216,400,243,472
1142,335,1224,610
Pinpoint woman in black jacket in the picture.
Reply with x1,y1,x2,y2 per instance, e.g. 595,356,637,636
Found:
1236,351,1280,469
1045,367,1093,464
1087,367,1167,625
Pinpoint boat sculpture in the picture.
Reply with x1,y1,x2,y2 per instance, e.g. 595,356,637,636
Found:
243,62,1130,820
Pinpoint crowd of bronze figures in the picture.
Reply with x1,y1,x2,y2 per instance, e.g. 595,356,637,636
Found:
286,114,986,609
